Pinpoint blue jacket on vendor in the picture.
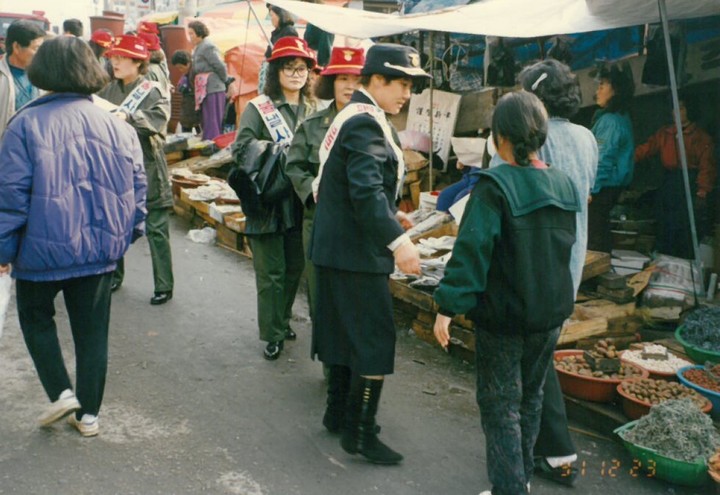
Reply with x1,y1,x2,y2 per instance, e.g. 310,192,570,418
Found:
591,109,634,194
0,93,147,282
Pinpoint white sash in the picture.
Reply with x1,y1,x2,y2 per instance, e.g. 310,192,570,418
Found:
249,94,294,145
313,102,405,200
116,80,161,115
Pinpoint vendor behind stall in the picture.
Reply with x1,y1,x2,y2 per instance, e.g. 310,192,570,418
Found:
634,93,716,259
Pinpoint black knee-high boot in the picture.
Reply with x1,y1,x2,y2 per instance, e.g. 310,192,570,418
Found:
340,376,403,465
323,365,351,433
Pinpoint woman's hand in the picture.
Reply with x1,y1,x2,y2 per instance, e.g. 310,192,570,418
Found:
433,314,452,349
395,211,414,231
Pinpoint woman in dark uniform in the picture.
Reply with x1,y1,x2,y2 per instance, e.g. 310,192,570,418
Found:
309,44,428,465
285,46,365,434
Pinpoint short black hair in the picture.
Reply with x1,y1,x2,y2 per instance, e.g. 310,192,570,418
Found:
5,20,46,56
149,49,165,64
519,59,581,119
268,6,295,26
188,21,209,39
596,61,634,114
27,36,108,95
360,73,409,87
171,49,191,66
492,91,548,167
314,74,335,100
63,18,83,37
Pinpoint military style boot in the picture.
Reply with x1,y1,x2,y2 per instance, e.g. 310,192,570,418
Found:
340,376,403,465
323,365,351,433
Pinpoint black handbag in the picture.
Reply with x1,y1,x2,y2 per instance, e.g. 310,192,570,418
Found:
228,139,292,216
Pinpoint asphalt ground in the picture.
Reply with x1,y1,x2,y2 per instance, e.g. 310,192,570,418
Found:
0,215,710,495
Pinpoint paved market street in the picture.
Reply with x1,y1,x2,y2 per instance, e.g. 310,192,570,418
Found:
0,216,709,495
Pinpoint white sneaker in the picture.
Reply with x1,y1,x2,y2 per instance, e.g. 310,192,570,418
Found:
38,389,81,427
478,483,530,495
68,413,99,437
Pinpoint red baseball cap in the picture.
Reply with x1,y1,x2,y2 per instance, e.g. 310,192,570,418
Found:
321,47,365,76
104,35,150,60
267,36,316,68
138,32,161,51
138,21,159,35
90,29,114,49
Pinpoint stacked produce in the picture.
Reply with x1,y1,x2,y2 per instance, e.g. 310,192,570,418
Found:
624,399,720,462
682,364,720,393
556,353,644,379
620,378,708,409
622,344,693,374
681,307,720,351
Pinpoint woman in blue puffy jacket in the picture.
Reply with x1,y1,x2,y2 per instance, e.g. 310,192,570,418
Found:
0,36,147,437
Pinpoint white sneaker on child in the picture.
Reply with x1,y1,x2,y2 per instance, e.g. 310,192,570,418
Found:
68,413,99,437
38,389,80,426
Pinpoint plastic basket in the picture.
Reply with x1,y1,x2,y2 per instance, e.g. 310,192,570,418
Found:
614,420,710,487
675,327,720,364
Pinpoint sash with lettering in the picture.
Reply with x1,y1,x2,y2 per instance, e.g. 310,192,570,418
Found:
313,101,405,200
116,80,161,115
249,94,294,144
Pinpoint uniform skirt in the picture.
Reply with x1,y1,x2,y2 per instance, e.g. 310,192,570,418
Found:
313,265,396,376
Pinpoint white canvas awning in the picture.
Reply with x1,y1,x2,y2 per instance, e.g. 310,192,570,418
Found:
266,0,720,39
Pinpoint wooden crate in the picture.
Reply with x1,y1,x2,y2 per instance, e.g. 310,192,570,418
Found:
581,250,611,281
224,212,246,233
557,317,608,346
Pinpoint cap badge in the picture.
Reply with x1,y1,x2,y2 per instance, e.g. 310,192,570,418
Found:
343,50,354,61
409,53,420,68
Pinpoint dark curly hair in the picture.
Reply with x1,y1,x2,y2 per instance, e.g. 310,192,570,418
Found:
519,59,581,118
596,61,634,114
264,58,312,101
188,21,209,38
492,91,548,167
314,74,335,100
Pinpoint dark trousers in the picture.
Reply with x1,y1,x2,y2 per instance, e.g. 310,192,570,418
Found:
301,213,317,322
16,272,113,417
587,187,622,253
113,208,174,293
534,364,576,458
248,228,305,343
475,327,560,495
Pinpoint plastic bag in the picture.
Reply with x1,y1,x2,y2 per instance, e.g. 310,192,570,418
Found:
642,254,704,309
186,227,217,244
0,274,11,340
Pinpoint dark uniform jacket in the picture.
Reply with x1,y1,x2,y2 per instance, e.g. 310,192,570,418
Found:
309,91,405,274
98,77,172,211
231,94,313,235
434,163,581,334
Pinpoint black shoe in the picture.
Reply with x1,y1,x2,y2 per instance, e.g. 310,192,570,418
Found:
285,328,297,340
534,457,578,486
150,291,173,305
263,341,284,360
110,281,122,293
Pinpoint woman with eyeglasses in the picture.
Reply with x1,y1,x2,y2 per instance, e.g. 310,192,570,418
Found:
231,36,317,361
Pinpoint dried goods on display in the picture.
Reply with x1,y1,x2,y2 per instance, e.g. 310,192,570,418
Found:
681,307,720,352
555,353,644,379
622,344,693,374
682,364,720,393
624,399,720,463
620,378,708,409
584,339,621,373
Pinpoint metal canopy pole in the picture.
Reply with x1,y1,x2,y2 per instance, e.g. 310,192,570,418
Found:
657,0,700,265
428,31,435,193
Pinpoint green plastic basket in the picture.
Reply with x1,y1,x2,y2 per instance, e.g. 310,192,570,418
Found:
675,327,720,365
614,420,710,487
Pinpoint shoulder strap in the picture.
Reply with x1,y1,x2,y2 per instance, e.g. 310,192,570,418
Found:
249,94,294,145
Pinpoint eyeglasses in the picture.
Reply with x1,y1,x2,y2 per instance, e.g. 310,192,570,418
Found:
282,66,308,77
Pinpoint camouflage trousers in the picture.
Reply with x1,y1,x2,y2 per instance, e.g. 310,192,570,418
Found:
475,326,560,495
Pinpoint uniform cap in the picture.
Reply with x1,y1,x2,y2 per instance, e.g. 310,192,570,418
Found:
138,32,161,51
321,47,365,76
267,36,316,68
104,35,150,60
361,43,430,79
90,29,114,49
